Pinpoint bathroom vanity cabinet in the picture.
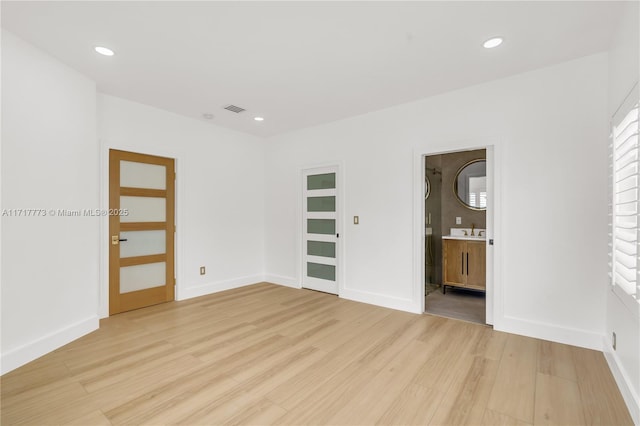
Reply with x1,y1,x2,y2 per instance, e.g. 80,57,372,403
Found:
442,238,486,292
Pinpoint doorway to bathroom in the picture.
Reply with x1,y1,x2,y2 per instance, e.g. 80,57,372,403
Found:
424,148,488,324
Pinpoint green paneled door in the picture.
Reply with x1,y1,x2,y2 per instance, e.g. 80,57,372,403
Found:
303,167,338,295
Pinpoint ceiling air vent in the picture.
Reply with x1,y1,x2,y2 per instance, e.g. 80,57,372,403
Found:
224,104,245,114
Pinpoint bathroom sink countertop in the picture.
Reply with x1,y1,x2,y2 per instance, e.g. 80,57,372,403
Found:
443,227,486,241
442,235,486,241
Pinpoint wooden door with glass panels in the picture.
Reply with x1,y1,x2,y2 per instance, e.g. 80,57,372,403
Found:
303,167,338,294
109,149,175,315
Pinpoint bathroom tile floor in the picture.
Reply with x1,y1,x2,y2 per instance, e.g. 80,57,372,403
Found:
425,286,486,324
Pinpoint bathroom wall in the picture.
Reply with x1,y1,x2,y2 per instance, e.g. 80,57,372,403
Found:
440,149,487,235
426,149,486,287
425,155,442,285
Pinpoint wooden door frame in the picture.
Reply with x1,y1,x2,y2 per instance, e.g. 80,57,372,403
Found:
99,142,183,319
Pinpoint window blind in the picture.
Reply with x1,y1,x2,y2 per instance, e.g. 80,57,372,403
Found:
609,89,639,302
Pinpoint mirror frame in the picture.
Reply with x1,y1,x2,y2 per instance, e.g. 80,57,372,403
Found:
453,159,486,211
425,175,431,199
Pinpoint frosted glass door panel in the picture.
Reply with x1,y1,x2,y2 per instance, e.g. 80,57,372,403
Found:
307,262,336,281
120,230,166,258
307,173,336,190
120,262,166,293
307,241,335,258
120,196,166,222
307,196,336,212
120,161,166,190
307,219,335,235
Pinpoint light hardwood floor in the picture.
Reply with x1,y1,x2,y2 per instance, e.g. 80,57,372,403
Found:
1,283,632,425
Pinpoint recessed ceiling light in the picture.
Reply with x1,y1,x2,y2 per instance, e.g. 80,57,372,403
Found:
483,37,503,49
202,113,214,120
254,117,264,122
94,46,115,56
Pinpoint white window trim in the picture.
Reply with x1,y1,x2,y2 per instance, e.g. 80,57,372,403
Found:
609,82,640,317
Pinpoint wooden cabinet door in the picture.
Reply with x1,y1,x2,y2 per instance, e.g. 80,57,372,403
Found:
466,241,486,289
443,239,466,286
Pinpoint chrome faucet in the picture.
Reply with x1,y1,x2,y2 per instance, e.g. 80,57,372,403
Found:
471,223,475,236
479,230,485,237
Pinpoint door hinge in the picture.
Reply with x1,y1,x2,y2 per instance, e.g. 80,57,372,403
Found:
174,277,176,285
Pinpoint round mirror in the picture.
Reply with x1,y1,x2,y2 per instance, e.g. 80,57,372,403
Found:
425,176,431,199
453,159,486,210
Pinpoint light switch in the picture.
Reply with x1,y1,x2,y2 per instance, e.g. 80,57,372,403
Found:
200,266,206,275
354,216,359,225
456,217,462,225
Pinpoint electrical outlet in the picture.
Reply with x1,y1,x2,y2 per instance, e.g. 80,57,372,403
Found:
200,266,206,275
612,332,616,350
456,217,462,225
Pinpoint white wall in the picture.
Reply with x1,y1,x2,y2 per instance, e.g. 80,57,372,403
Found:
1,31,100,373
604,2,640,423
1,31,267,373
265,53,609,350
97,94,265,315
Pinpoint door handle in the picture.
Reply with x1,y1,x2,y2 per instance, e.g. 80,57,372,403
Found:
466,252,469,275
461,253,464,275
111,235,128,245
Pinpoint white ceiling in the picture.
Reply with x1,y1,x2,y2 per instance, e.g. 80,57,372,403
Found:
1,1,624,137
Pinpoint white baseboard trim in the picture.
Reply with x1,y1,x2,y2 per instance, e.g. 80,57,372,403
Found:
1,315,99,375
340,287,420,314
496,315,603,351
264,274,301,289
603,338,640,425
176,274,264,301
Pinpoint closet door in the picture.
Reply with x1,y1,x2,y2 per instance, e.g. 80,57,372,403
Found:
302,167,338,294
